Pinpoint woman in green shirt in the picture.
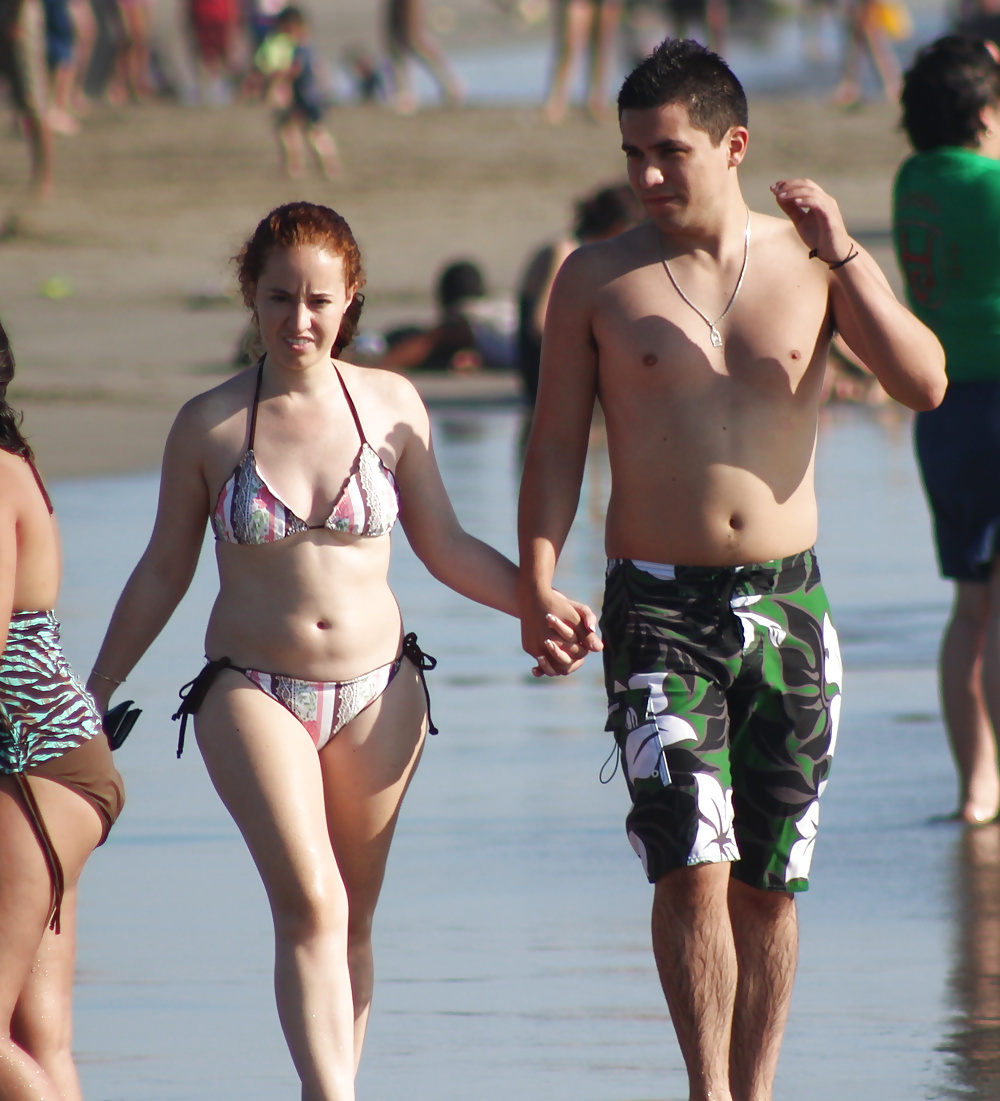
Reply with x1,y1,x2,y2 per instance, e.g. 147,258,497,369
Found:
894,35,1000,823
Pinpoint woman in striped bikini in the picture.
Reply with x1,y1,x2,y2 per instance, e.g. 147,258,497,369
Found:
0,317,125,1100
87,202,598,1100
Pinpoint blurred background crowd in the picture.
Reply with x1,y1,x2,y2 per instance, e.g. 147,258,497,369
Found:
1,0,992,395
6,0,1000,183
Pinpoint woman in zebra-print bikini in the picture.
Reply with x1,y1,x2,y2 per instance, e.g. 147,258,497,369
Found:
0,318,125,1101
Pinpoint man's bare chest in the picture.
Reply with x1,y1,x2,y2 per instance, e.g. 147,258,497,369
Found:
591,265,832,391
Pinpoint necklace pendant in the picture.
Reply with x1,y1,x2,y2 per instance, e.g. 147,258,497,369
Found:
709,326,723,348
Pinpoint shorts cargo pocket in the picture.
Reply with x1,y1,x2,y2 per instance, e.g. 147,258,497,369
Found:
606,686,673,793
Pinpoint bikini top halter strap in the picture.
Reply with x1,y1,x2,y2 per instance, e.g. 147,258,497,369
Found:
26,456,53,515
3,446,54,515
246,358,369,452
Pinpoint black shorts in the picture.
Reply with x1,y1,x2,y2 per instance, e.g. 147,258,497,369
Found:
915,379,1000,582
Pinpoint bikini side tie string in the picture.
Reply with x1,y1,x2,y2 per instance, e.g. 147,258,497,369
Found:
401,632,439,736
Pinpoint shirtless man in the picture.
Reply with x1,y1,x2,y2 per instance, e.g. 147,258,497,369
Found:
518,38,946,1101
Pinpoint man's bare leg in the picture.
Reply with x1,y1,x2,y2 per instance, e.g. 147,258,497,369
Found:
652,862,736,1101
727,880,797,1101
940,580,998,822
23,110,54,198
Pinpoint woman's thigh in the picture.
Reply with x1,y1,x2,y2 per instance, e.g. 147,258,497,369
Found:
194,670,345,916
0,775,101,1019
319,664,427,915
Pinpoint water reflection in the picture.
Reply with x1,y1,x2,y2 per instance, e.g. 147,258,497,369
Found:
47,401,966,1100
941,825,1000,1100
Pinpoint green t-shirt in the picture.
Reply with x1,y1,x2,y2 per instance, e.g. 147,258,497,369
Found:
893,146,1000,383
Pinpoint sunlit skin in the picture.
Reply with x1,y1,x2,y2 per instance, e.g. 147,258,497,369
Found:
621,102,750,242
518,99,946,1101
88,227,599,1101
0,448,104,1101
254,246,354,376
931,98,1000,824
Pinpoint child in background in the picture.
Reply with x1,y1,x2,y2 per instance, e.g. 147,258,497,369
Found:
258,5,340,179
187,0,240,104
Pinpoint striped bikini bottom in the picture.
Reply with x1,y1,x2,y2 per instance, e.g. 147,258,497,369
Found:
0,610,125,931
173,632,438,757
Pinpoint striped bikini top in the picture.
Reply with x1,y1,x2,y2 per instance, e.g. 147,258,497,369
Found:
212,361,400,545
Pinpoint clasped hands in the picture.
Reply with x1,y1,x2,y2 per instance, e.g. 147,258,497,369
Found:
522,588,603,678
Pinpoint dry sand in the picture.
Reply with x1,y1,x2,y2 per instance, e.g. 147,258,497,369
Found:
0,85,908,479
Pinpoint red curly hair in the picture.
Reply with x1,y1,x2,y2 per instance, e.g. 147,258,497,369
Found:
235,202,366,355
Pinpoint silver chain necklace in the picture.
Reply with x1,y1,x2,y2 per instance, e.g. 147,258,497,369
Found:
659,210,751,348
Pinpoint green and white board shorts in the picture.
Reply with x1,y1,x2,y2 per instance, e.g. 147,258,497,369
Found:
600,550,841,892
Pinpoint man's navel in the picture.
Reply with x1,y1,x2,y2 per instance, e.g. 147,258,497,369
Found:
642,352,658,367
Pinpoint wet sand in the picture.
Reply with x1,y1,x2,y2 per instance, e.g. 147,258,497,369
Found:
0,91,907,478
50,402,975,1101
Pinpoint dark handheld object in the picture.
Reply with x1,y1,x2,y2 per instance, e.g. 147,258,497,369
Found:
104,700,141,750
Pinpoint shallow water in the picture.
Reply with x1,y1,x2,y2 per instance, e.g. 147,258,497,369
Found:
416,5,950,106
49,401,994,1100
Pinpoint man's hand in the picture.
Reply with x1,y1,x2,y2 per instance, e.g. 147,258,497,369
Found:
522,587,603,677
771,178,854,267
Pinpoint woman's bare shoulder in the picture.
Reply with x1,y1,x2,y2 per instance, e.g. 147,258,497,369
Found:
0,448,45,512
338,361,426,422
172,367,258,440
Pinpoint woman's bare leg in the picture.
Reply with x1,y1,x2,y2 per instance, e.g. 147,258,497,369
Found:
195,672,357,1101
585,0,622,121
0,775,102,1101
319,665,427,1065
67,0,96,113
545,0,593,123
12,884,85,1101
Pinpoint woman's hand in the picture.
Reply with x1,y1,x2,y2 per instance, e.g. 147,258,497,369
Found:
523,588,602,677
85,674,116,716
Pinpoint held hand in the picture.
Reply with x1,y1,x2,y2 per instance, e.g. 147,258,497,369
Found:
771,178,853,266
521,589,602,678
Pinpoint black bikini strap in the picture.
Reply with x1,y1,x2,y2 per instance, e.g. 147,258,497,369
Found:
25,456,54,515
5,449,54,515
172,657,234,757
247,358,266,451
334,366,368,446
401,632,439,736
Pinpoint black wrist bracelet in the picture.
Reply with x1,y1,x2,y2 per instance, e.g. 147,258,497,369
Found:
808,244,859,269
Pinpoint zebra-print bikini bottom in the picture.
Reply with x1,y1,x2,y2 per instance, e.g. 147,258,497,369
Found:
1,610,125,931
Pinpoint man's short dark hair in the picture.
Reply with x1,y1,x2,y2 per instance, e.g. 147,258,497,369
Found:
617,38,747,145
900,35,1000,152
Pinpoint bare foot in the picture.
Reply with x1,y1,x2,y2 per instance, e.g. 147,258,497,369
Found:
930,807,999,825
48,108,80,136
544,98,567,124
393,91,418,115
831,80,862,108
